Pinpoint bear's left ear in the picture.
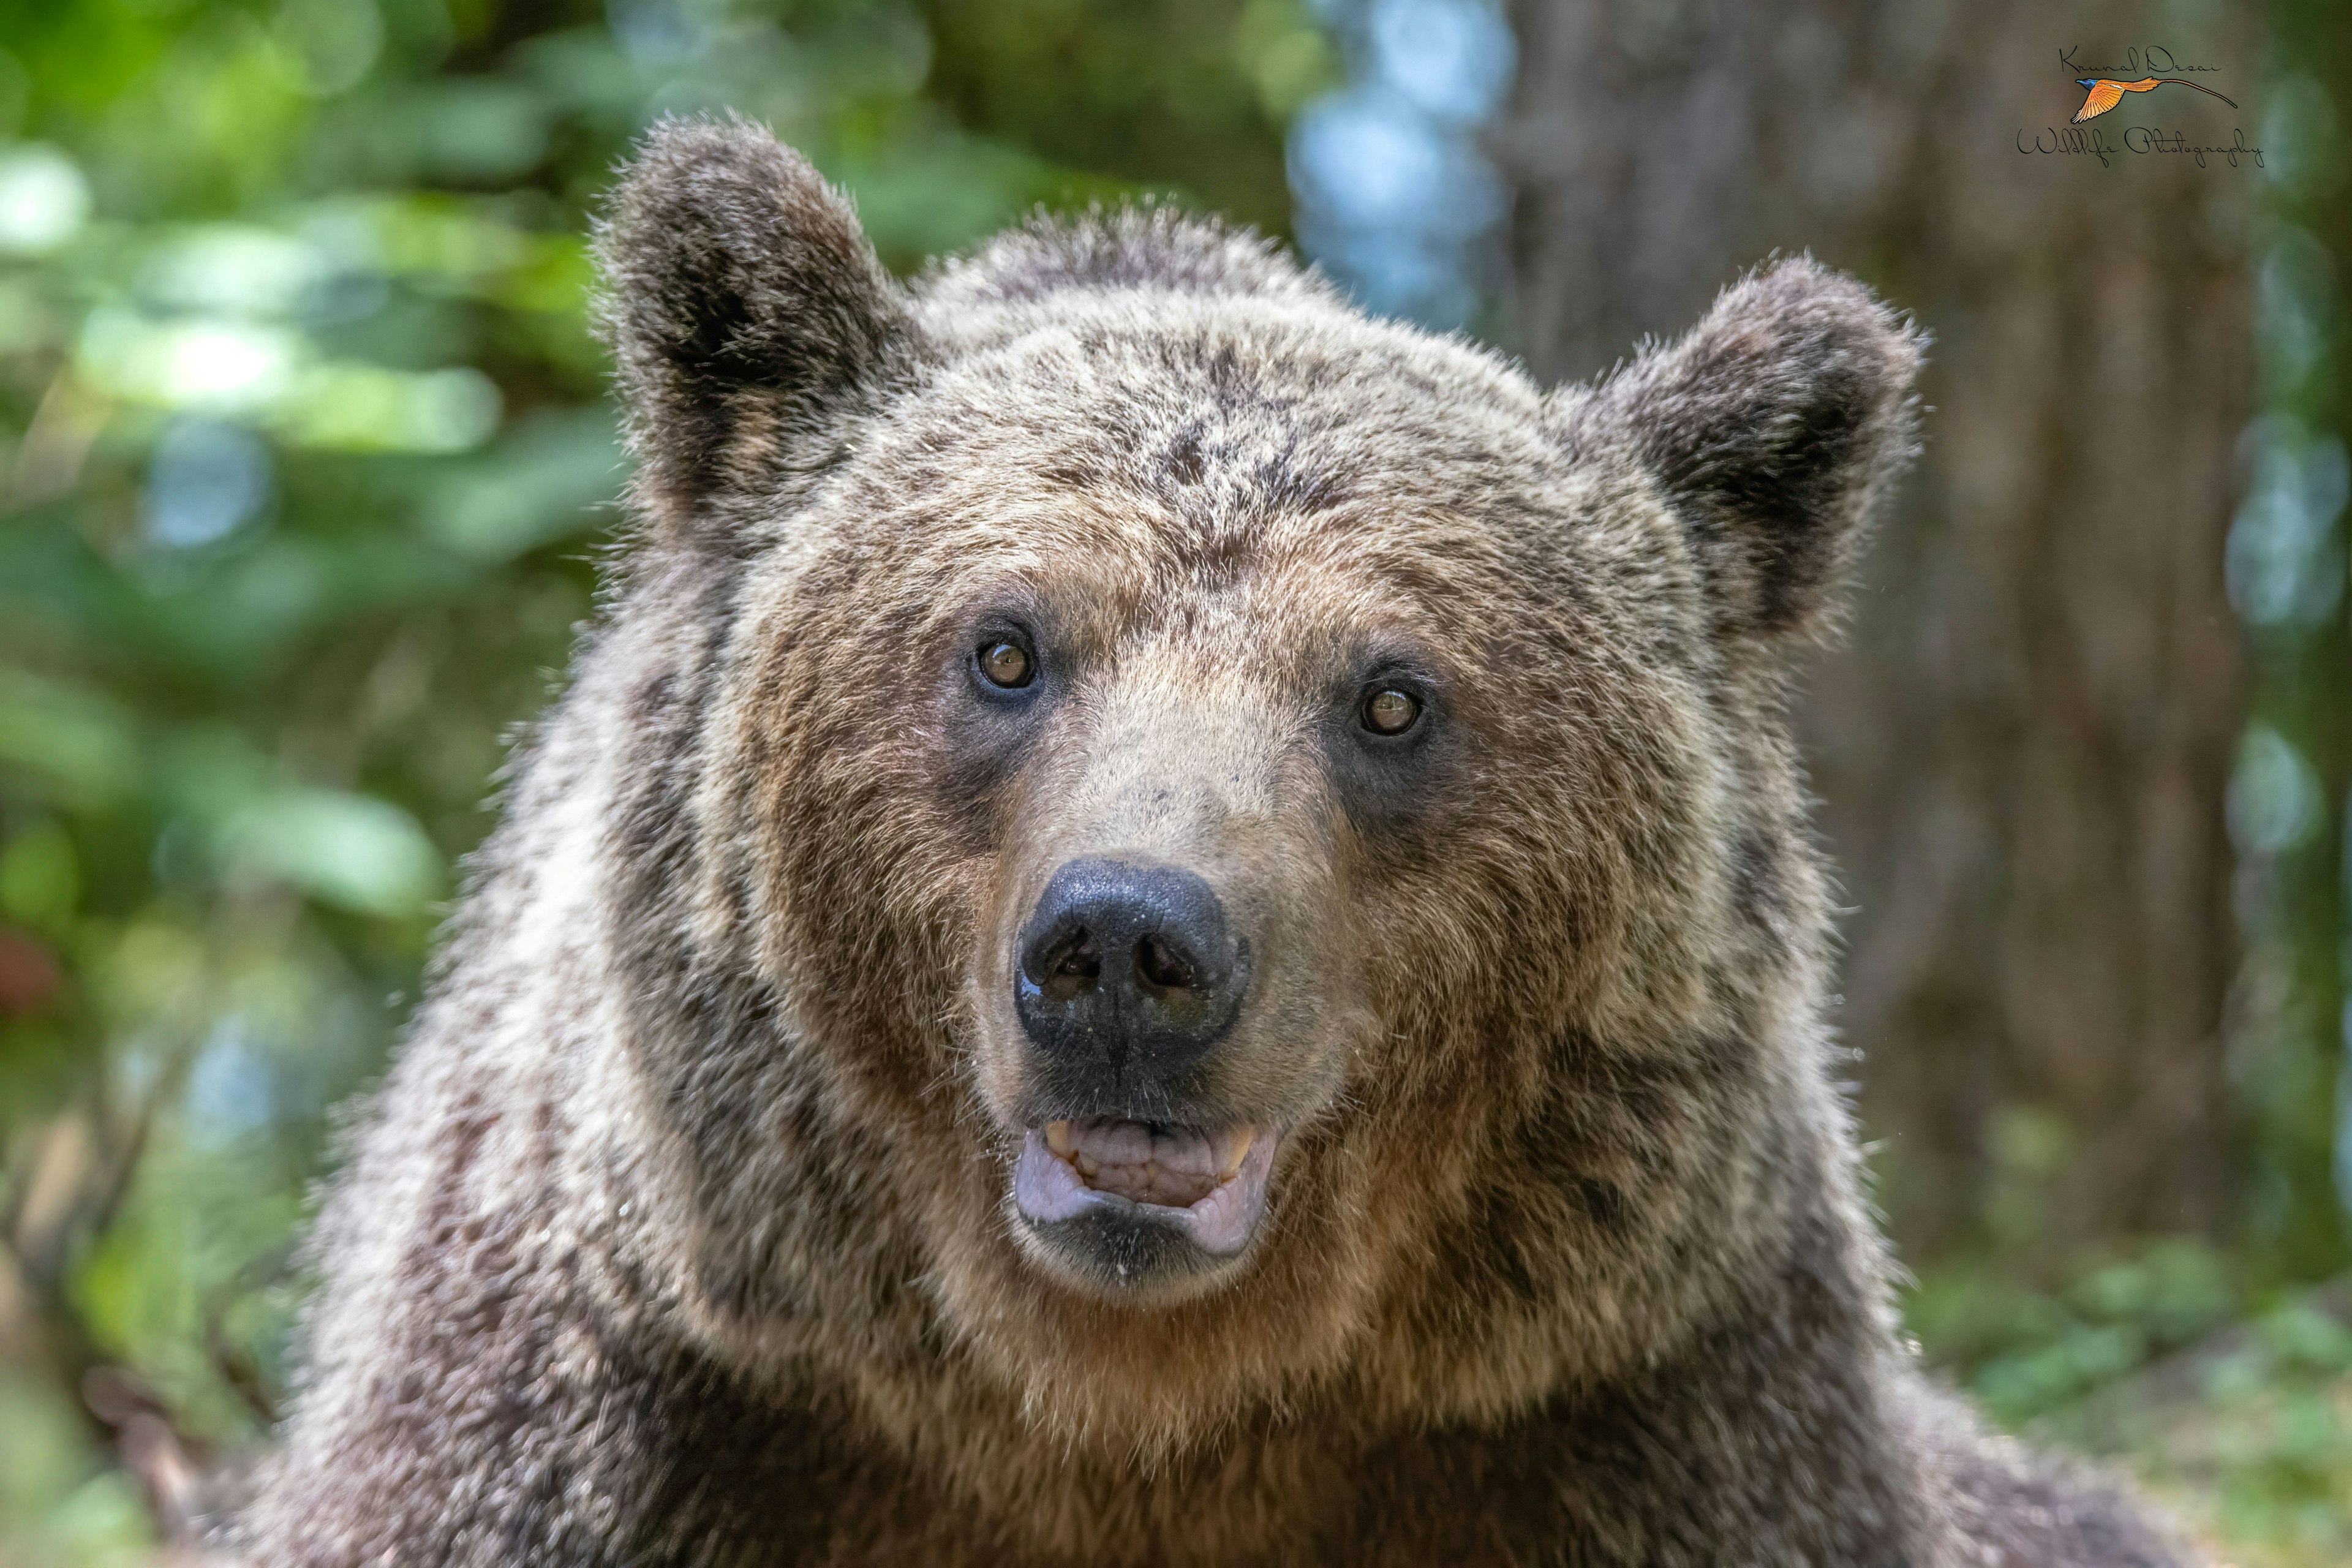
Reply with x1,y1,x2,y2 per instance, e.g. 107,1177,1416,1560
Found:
1567,258,1923,641
595,116,919,545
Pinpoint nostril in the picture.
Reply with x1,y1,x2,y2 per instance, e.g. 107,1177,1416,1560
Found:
1026,925,1101,1003
1134,932,1195,993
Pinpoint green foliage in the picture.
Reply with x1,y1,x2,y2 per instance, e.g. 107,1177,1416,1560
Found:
920,0,1329,239
2231,0,2352,1289
1905,1240,2352,1566
2182,1303,2352,1561
2029,1284,2352,1568
0,1370,153,1566
1910,1239,2243,1427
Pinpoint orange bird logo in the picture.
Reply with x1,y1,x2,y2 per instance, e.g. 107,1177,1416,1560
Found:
2071,76,2236,123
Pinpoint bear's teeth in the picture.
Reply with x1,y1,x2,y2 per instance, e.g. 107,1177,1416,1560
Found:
1041,1120,1254,1194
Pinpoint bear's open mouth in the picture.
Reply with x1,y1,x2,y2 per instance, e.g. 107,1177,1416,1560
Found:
1013,1118,1275,1257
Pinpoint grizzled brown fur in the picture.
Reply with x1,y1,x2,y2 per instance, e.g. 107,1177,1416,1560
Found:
237,120,2195,1566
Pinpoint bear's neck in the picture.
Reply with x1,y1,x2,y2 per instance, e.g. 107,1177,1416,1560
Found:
565,1160,1932,1566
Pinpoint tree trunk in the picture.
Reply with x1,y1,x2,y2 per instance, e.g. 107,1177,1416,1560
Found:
1499,0,2252,1266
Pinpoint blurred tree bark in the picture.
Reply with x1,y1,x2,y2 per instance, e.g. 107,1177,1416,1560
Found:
1499,0,2253,1266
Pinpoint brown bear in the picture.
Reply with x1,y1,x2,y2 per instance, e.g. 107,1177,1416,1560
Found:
235,118,2194,1567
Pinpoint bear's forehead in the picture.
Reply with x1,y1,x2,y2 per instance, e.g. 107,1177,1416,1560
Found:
810,467,1516,665
783,292,1651,671
897,293,1561,497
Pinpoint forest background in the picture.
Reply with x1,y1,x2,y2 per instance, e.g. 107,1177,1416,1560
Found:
0,1,2345,1562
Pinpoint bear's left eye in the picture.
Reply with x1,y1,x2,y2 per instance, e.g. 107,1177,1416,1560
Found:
1361,688,1420,735
977,639,1035,690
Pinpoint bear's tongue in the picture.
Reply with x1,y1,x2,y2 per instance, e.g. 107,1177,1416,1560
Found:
1043,1117,1254,1208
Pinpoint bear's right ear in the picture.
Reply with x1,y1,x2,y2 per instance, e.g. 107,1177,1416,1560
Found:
595,118,916,543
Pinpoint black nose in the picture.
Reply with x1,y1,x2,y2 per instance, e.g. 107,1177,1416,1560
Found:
1015,858,1250,1084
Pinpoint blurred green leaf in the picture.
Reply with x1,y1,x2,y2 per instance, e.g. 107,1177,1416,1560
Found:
219,786,443,917
0,670,140,808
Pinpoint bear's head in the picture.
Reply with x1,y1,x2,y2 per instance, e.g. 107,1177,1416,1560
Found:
593,121,1920,1450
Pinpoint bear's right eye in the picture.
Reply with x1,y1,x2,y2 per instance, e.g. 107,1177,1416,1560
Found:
977,639,1035,690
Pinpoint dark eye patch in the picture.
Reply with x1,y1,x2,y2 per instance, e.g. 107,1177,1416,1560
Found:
929,614,1058,840
1323,656,1450,828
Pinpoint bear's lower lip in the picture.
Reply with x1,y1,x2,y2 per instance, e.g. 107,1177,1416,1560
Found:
1013,1118,1276,1259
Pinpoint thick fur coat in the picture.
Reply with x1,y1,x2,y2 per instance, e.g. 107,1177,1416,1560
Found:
236,121,2194,1567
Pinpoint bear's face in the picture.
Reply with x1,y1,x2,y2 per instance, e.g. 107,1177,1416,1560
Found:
598,124,1918,1438
728,303,1656,1305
